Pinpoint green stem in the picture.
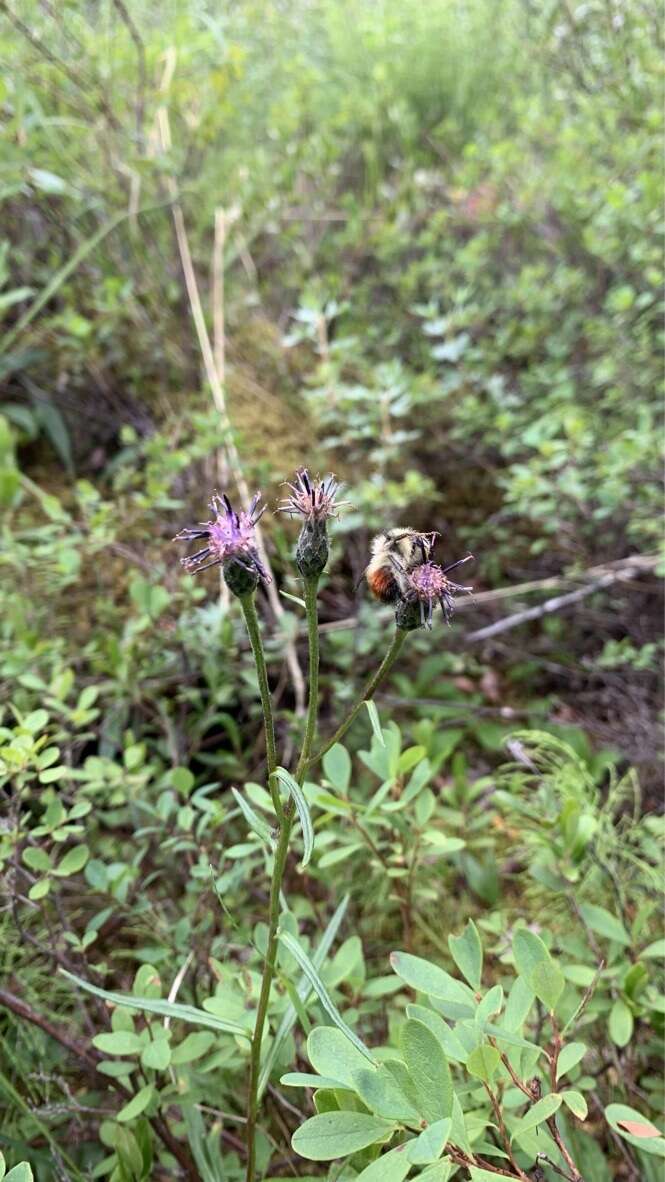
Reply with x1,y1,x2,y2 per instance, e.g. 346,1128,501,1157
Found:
307,626,408,767
244,576,320,1182
239,593,281,819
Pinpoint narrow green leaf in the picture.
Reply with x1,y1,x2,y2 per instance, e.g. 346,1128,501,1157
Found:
400,1018,453,1122
609,998,633,1047
61,970,251,1038
561,1090,588,1120
5,1167,34,1182
116,1084,154,1123
258,894,349,1097
466,1044,501,1083
578,903,630,946
170,1032,216,1065
556,1041,587,1081
230,787,274,845
271,767,314,866
278,932,374,1063
511,1094,562,1142
407,1118,451,1164
364,701,385,746
292,1112,394,1160
448,920,483,989
281,1071,351,1090
52,844,89,876
356,1146,411,1182
642,939,665,958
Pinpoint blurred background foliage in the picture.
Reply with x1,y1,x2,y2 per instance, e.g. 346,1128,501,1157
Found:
0,0,663,1177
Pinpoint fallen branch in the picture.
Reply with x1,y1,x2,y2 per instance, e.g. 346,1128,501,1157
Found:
465,555,659,643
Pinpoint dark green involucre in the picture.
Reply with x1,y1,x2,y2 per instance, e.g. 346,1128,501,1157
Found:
394,595,423,632
296,520,329,579
223,554,261,597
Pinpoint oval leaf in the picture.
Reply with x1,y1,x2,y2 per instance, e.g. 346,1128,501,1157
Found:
292,1112,394,1161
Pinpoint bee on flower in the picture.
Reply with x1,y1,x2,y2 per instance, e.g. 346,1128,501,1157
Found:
395,556,474,631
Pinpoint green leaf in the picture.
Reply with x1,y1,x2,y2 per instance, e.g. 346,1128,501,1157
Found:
61,970,251,1038
407,1118,451,1164
231,787,274,845
258,894,349,1098
448,920,482,989
278,932,374,1063
556,1042,587,1081
28,878,51,900
141,1038,171,1070
530,960,565,1012
642,938,665,958
400,1018,453,1122
578,903,630,946
171,767,195,795
307,1027,374,1088
22,709,49,734
92,1031,145,1056
52,844,89,876
466,1044,500,1083
355,1146,411,1182
116,1084,155,1123
390,951,475,1014
609,998,633,1047
281,1071,351,1090
512,928,550,980
322,744,351,792
271,768,314,866
605,1103,665,1158
170,1032,216,1065
562,1090,588,1120
291,1112,394,1160
511,1094,562,1141
22,847,51,873
5,1167,34,1182
364,701,385,746
352,1064,421,1122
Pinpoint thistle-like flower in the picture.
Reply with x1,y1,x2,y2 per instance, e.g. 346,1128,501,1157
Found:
277,469,349,578
395,556,474,631
174,492,270,597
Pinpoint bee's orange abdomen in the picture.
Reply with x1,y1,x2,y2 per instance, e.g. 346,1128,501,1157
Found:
367,567,399,602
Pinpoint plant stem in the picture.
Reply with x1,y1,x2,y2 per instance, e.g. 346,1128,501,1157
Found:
240,592,281,819
244,576,320,1182
307,626,408,766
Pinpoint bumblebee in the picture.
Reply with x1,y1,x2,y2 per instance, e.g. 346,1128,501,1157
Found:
365,528,437,603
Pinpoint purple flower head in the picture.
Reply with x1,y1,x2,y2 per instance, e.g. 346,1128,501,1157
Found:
174,492,270,586
406,555,474,628
277,469,350,522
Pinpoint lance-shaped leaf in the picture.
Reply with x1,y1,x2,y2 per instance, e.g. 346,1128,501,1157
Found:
277,930,374,1063
61,971,251,1039
271,767,314,866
